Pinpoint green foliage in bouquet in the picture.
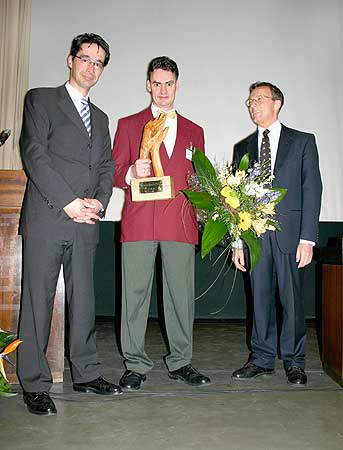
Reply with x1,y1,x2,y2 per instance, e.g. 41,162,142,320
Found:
182,149,287,271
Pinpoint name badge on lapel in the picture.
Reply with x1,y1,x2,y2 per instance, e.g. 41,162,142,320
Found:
186,143,194,161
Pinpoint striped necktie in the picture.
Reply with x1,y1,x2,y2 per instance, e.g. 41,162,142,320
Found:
80,97,91,136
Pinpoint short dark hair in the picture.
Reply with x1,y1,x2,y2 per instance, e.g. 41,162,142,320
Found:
249,81,284,110
69,33,110,67
147,56,179,80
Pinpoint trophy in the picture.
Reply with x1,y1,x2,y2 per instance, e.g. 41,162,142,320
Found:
131,113,175,202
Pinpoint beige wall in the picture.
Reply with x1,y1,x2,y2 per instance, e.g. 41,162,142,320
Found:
29,0,343,221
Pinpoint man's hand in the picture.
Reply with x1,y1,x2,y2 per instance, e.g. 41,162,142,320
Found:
296,243,313,268
63,198,103,225
63,198,88,219
132,158,152,178
232,248,247,272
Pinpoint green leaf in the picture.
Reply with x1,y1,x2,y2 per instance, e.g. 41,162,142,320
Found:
238,153,250,171
192,149,221,191
201,219,228,258
181,190,215,210
0,331,16,351
241,229,260,272
267,219,281,232
271,188,287,204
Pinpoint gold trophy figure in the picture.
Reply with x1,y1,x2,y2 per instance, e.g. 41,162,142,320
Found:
131,113,175,201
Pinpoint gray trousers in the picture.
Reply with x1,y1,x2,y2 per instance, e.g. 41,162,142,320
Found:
17,235,101,392
121,241,195,373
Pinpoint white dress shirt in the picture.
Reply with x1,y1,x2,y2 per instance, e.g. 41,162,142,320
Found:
151,103,177,158
65,81,89,113
257,120,281,173
233,119,314,249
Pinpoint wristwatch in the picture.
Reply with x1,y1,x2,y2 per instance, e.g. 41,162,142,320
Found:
97,208,105,219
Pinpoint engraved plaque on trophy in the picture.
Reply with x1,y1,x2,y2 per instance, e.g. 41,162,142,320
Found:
131,113,175,202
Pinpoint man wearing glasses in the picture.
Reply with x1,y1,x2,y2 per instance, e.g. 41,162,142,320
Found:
18,33,122,416
231,82,322,386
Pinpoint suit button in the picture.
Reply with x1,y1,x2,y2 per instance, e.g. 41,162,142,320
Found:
47,202,53,209
89,165,92,170
88,144,92,150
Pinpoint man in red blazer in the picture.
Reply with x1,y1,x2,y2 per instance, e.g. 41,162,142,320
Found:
112,56,211,389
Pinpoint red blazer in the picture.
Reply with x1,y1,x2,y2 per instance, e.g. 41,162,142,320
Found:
112,107,205,244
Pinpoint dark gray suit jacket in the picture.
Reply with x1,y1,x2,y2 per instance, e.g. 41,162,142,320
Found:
19,85,114,243
233,124,322,253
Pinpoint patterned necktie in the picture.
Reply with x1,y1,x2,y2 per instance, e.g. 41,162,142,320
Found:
158,109,176,119
80,96,91,136
260,129,271,178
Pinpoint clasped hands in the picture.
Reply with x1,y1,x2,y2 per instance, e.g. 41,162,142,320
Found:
132,113,169,178
63,198,103,225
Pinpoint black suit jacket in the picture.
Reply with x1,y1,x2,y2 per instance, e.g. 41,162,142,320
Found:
233,124,322,253
19,85,114,243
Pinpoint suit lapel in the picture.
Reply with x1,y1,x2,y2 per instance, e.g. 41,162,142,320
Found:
57,85,90,139
274,125,293,175
164,113,192,171
247,131,258,163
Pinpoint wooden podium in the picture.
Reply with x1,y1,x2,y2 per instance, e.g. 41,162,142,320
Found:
0,170,65,383
321,237,343,386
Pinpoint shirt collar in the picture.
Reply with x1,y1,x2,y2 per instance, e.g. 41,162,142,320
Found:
258,120,281,136
151,103,176,119
65,81,89,102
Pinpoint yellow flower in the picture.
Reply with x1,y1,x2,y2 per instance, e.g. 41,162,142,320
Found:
238,211,252,231
220,186,232,197
252,219,267,236
259,202,276,215
225,195,240,208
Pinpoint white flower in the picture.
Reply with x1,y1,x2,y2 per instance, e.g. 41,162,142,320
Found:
245,183,267,198
226,175,241,186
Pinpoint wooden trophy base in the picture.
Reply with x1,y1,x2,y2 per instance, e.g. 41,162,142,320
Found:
131,176,175,202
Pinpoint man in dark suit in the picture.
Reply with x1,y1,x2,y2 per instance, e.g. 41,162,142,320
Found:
232,81,322,385
18,33,122,416
112,56,211,390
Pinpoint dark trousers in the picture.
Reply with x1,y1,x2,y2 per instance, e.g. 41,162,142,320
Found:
17,234,101,392
249,231,306,370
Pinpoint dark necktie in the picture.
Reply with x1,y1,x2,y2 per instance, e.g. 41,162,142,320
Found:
260,129,271,178
80,97,91,136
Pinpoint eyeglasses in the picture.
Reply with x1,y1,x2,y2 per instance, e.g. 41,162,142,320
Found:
245,95,274,107
74,55,104,69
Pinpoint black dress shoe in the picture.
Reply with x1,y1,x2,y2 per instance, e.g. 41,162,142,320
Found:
73,376,122,395
23,391,57,416
168,364,211,386
286,366,307,386
119,370,146,390
232,362,275,379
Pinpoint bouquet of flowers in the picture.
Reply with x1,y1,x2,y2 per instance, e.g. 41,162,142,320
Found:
182,149,287,271
0,329,22,396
